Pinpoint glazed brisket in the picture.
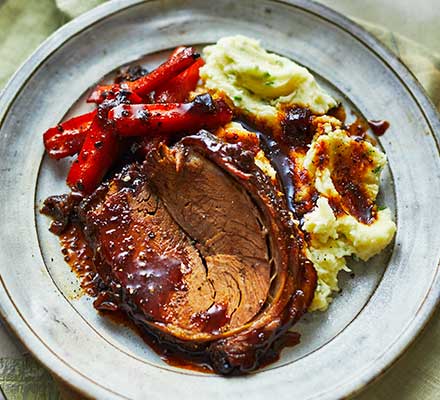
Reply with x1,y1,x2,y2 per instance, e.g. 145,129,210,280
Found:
54,131,316,374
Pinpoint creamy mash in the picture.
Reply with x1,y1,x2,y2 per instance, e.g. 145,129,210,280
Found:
302,117,396,310
200,36,396,312
200,35,337,120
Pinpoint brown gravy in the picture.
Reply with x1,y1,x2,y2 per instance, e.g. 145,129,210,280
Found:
57,220,302,374
60,224,100,296
368,119,390,136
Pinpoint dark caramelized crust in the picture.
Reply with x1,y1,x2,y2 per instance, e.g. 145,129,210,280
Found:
174,131,316,373
46,130,316,375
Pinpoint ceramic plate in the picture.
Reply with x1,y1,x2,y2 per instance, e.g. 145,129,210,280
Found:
0,1,439,399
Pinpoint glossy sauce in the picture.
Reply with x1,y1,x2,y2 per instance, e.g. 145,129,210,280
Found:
328,104,347,123
347,115,390,139
258,131,296,212
307,112,385,224
368,119,390,136
128,252,186,322
313,138,375,224
190,303,230,334
332,177,374,223
346,115,369,138
280,107,313,150
257,331,301,369
60,224,100,296
59,221,212,373
101,309,214,374
238,120,297,214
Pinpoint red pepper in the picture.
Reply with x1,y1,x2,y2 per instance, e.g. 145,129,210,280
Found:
154,58,204,103
133,47,201,97
43,110,96,159
87,84,144,104
88,47,200,103
169,46,186,57
108,94,232,137
66,116,119,194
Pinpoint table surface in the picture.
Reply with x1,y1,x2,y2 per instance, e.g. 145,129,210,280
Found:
319,0,439,54
0,0,438,398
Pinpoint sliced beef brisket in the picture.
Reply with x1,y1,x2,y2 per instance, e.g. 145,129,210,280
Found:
48,130,316,374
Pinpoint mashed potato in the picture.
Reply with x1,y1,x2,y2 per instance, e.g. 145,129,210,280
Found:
302,116,396,310
200,35,337,119
200,36,396,312
304,198,396,310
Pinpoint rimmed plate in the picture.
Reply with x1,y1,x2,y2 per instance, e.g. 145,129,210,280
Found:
0,1,439,399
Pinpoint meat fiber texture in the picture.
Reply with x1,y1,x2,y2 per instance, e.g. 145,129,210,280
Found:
79,131,316,374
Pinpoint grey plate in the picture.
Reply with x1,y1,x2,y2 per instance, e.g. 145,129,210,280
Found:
0,1,439,399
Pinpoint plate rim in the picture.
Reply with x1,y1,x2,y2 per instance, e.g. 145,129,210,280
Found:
0,0,439,399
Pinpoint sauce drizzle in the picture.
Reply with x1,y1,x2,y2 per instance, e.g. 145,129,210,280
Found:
239,120,297,214
191,303,230,333
60,224,100,296
368,119,390,136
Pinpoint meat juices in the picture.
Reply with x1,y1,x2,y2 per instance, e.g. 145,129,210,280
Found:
43,131,316,374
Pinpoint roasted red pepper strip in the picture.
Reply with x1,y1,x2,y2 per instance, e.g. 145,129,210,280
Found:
43,110,96,159
88,47,200,103
108,94,232,137
154,58,204,103
66,116,119,194
169,46,186,57
87,84,144,104
108,87,143,104
131,47,200,97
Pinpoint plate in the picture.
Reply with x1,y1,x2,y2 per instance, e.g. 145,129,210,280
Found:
0,1,439,399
